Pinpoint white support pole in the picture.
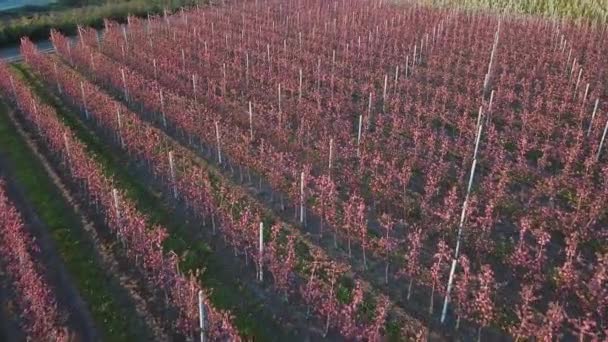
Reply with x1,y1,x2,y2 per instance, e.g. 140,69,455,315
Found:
394,66,399,90
357,115,363,156
597,118,608,162
299,68,303,101
440,259,458,323
587,99,600,136
153,59,158,80
279,83,282,125
67,43,73,65
116,104,123,146
420,38,424,63
222,63,227,95
120,68,128,102
198,290,205,342
466,158,478,198
454,198,469,260
181,48,186,72
192,74,197,104
382,74,388,110
300,171,305,223
90,52,96,72
249,101,253,141
53,62,62,94
122,26,128,50
474,104,483,131
582,83,590,106
112,188,121,220
570,59,577,79
473,124,483,161
9,75,17,101
31,99,39,129
328,138,333,172
77,26,84,46
159,89,167,127
317,57,321,91
246,52,249,86
259,222,264,282
574,68,583,96
298,31,302,50
169,151,177,198
488,90,495,113
63,133,71,161
215,122,222,164
455,156,478,259
80,81,89,119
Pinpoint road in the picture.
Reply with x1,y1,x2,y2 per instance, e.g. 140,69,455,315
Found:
0,39,54,63
0,29,104,62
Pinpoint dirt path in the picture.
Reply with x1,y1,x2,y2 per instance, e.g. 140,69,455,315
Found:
2,103,169,341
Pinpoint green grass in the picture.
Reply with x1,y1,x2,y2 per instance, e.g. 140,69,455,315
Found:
418,0,608,24
13,63,293,341
0,99,148,341
0,0,202,47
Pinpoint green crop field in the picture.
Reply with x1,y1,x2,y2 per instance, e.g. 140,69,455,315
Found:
419,0,608,23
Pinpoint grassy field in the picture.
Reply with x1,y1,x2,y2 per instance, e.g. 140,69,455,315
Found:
419,0,607,24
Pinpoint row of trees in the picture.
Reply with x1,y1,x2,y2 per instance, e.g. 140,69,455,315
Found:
0,178,69,340
0,56,239,341
49,0,608,338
